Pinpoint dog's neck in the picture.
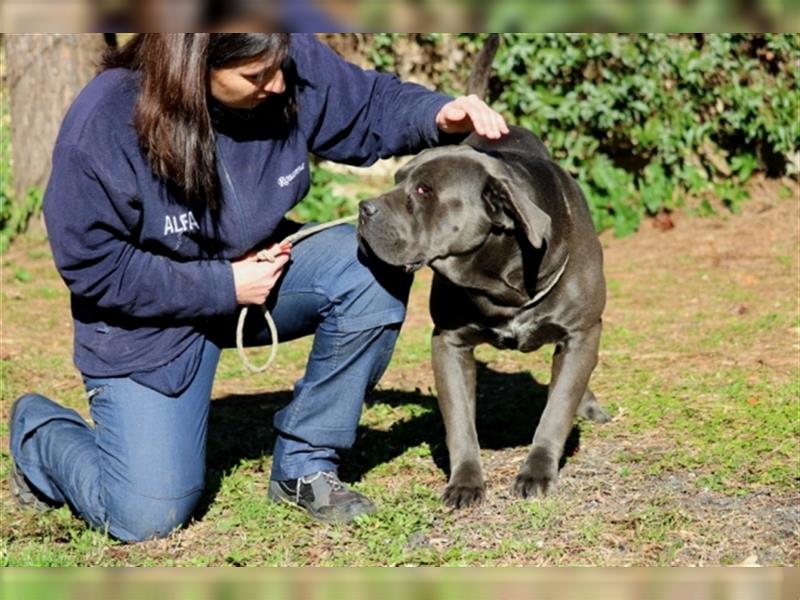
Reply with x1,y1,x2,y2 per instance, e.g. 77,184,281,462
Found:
430,223,568,311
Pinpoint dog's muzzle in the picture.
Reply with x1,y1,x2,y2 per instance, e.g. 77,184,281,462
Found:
357,199,425,273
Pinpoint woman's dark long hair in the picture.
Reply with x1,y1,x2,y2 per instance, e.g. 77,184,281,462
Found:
101,33,291,210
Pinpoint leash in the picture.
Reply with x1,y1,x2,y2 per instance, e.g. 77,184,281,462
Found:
236,215,358,373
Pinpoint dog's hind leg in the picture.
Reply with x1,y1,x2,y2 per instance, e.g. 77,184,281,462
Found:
576,388,611,423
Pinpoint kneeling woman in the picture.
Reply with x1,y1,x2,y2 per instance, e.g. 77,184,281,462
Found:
9,33,507,541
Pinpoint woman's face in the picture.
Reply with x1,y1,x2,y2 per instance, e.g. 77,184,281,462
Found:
209,55,286,110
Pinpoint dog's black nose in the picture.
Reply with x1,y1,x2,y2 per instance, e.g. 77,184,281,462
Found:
359,201,379,218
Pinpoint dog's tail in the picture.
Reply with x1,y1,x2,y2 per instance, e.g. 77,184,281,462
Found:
466,33,500,100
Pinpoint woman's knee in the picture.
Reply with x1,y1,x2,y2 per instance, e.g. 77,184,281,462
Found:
334,269,411,334
341,249,413,312
105,491,201,542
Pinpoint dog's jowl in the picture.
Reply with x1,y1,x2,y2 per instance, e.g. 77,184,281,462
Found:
358,35,610,508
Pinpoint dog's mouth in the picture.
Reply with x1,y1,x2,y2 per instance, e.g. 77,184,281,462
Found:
358,232,427,273
403,258,425,273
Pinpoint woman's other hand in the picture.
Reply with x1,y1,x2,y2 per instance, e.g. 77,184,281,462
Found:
435,95,509,140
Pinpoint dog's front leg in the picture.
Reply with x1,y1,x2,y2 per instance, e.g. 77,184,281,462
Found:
432,329,485,508
514,320,602,498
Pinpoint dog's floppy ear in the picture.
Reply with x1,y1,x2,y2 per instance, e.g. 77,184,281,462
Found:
481,167,551,249
481,176,517,231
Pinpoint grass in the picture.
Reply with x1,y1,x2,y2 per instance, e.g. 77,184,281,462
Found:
602,364,799,491
1,178,798,566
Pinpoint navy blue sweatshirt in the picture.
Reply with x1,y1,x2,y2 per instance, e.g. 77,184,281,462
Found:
43,34,453,388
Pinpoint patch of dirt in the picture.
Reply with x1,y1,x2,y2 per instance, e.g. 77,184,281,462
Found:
602,175,799,378
415,438,799,566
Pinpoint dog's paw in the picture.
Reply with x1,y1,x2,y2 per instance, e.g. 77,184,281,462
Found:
442,484,485,509
443,463,485,509
513,447,558,498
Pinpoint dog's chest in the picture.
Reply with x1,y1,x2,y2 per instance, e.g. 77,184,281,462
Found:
484,313,565,352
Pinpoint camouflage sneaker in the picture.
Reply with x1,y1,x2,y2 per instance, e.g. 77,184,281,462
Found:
268,470,376,523
9,395,52,512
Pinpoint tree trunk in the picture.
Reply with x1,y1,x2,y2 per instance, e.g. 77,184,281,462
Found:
4,34,107,199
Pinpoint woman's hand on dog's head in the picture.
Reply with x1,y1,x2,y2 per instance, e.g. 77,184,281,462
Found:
435,95,509,140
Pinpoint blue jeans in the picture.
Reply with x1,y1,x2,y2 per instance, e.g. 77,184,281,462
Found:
9,224,411,542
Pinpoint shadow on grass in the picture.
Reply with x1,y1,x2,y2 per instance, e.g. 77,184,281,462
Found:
196,361,580,519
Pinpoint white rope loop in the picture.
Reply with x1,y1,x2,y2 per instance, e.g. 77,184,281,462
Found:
236,215,358,373
236,304,280,373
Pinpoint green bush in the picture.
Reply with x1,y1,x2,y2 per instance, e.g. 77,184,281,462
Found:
289,164,363,223
490,34,799,234
366,33,799,236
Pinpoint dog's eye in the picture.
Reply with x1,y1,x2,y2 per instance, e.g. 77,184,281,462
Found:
415,184,430,196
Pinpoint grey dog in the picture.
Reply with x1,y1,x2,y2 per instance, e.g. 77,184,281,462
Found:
357,35,609,508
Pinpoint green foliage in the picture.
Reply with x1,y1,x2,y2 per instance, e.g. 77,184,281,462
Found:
480,33,800,235
288,164,363,223
0,187,43,254
369,33,799,236
366,33,401,70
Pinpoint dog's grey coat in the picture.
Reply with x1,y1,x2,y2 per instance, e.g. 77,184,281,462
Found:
357,36,608,507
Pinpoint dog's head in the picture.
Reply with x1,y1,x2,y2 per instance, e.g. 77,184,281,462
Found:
357,145,551,272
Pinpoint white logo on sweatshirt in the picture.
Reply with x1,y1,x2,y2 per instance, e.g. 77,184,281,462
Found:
277,163,305,188
164,211,200,236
